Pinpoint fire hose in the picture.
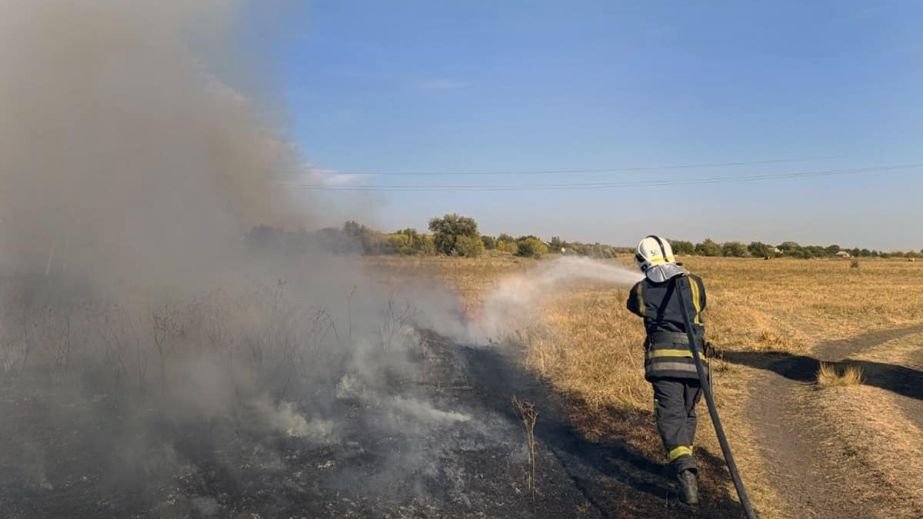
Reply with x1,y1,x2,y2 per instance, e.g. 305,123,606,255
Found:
675,274,758,519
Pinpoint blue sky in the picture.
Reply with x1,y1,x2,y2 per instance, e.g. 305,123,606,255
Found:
250,1,923,250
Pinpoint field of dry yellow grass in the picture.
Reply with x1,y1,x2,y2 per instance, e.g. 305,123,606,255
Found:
368,254,923,518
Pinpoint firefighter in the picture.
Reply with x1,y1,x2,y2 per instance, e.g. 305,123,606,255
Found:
626,235,708,505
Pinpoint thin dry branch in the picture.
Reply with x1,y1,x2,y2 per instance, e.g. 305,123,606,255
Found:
512,395,539,504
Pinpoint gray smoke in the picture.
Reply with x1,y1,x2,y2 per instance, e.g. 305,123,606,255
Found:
0,2,478,516
0,0,305,288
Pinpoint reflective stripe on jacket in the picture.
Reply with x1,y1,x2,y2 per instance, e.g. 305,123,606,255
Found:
627,274,708,381
644,331,708,381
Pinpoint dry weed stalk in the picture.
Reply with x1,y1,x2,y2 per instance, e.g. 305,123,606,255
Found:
512,395,539,503
379,298,415,351
151,303,182,384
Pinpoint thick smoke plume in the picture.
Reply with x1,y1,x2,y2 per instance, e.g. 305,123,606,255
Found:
0,2,476,516
0,0,299,287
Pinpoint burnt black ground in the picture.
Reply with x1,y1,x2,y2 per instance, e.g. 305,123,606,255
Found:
0,332,743,518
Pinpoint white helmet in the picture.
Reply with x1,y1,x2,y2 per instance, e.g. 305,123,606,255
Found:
636,235,683,282
635,235,675,271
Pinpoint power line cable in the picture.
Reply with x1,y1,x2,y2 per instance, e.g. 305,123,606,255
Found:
304,156,835,177
278,163,922,192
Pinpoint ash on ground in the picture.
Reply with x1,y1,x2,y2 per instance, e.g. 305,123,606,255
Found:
0,332,592,519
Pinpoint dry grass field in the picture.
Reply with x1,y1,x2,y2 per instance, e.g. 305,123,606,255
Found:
368,254,923,518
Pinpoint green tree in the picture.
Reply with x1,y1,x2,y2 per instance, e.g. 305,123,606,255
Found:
804,245,826,258
777,241,803,256
386,233,412,255
454,235,485,257
748,242,774,258
396,227,419,240
495,233,516,253
695,239,722,257
515,237,549,258
392,228,437,255
721,241,748,257
418,234,436,255
671,240,696,255
481,235,497,250
341,220,386,254
428,214,481,256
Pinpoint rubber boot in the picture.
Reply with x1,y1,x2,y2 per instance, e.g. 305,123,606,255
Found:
677,469,699,505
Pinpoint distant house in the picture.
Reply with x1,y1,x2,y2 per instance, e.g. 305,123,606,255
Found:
836,251,852,259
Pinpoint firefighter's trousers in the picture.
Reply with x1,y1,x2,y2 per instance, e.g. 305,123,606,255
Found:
652,377,702,473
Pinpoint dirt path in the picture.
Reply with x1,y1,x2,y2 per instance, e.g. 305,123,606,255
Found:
740,324,923,519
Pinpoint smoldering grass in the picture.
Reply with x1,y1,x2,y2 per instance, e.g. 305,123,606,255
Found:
388,396,471,424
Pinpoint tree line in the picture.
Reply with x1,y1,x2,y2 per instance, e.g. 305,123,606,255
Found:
327,214,627,258
669,239,922,259
247,214,921,260
249,214,625,259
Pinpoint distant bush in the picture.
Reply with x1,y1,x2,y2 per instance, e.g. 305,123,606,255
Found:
671,240,695,255
695,239,722,257
580,243,620,258
721,241,748,257
392,228,435,255
496,239,516,253
748,241,775,258
386,233,411,255
454,235,485,258
301,219,904,261
516,237,549,258
429,213,481,256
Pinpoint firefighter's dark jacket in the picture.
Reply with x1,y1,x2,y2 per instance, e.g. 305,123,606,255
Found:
627,273,708,381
